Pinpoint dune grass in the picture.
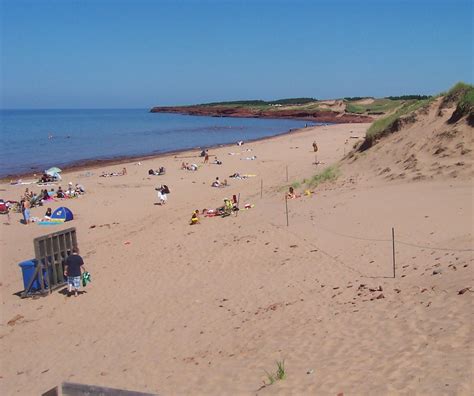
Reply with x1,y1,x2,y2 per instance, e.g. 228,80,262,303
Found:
345,99,403,114
454,83,474,113
264,360,286,385
366,98,433,140
306,165,340,188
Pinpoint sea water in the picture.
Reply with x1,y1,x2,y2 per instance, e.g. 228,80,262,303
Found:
0,109,318,177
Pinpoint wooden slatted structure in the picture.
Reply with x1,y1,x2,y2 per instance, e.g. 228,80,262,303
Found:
22,227,77,298
42,382,158,396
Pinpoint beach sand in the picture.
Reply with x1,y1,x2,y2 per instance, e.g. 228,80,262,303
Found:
0,114,472,394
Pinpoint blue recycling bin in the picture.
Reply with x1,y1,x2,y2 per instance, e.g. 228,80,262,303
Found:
19,259,50,292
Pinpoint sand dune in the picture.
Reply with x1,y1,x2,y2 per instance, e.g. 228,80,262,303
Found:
0,104,472,395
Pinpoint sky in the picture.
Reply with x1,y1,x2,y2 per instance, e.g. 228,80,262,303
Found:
1,0,472,109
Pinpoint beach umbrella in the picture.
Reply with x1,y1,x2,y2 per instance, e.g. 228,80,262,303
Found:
45,167,62,174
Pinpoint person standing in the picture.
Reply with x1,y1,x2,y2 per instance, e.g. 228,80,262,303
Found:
22,199,31,225
64,247,85,297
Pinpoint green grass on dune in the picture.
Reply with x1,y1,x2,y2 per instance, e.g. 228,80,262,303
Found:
345,99,404,114
366,98,433,140
306,165,340,188
442,82,474,123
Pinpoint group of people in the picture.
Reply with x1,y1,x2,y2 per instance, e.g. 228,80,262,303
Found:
39,173,60,183
181,162,198,171
200,150,222,165
189,197,238,224
211,177,228,188
17,182,85,225
148,167,166,176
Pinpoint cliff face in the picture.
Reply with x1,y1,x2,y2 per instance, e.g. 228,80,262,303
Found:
150,106,373,123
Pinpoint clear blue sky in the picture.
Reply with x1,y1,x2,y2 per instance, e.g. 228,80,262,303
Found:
1,0,472,108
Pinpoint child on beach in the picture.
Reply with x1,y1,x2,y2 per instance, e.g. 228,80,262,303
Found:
22,200,31,225
211,177,221,187
190,210,200,225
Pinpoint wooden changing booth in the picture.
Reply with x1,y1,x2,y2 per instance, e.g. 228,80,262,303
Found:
22,227,78,298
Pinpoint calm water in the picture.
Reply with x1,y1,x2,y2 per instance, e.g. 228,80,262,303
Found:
0,109,317,177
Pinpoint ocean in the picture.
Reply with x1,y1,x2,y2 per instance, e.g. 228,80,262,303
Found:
0,109,317,177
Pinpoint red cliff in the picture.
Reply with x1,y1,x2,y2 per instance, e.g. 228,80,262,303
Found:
150,106,373,123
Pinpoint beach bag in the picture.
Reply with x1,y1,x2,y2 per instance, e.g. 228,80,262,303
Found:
82,271,91,287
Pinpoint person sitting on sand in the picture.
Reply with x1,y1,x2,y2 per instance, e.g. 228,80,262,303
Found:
190,209,200,225
65,182,76,197
212,158,222,165
287,186,300,199
42,189,50,201
211,177,221,187
75,183,85,194
181,162,188,170
23,188,32,201
44,207,52,219
187,163,198,171
56,186,65,198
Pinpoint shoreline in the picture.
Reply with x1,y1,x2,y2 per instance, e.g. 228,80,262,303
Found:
1,123,325,182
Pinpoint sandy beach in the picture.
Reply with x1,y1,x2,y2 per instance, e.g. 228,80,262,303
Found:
0,101,472,395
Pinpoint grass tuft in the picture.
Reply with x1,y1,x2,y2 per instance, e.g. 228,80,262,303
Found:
276,360,286,380
306,165,340,188
264,360,286,386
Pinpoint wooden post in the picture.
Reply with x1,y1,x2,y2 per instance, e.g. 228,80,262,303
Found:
260,179,263,199
235,193,240,217
285,195,289,226
392,227,396,278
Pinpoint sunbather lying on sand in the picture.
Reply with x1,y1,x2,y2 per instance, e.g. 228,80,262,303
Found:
148,167,166,175
100,170,125,177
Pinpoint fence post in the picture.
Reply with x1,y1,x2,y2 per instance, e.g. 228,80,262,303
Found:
392,227,396,278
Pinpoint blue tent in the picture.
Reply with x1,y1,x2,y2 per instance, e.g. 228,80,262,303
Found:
51,207,74,222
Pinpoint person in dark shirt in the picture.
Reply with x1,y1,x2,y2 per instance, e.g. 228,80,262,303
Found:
64,247,85,297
